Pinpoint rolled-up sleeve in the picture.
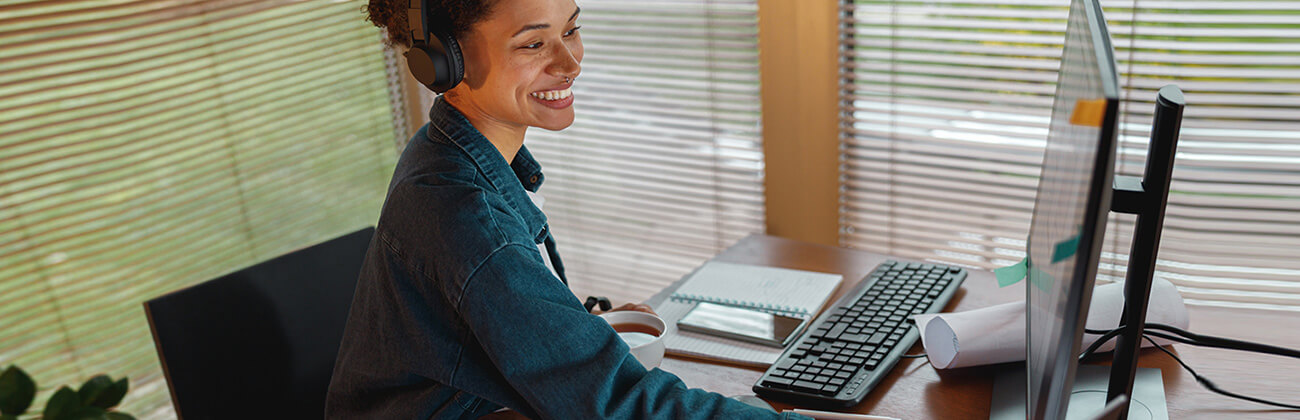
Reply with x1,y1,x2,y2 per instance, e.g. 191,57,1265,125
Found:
455,243,807,420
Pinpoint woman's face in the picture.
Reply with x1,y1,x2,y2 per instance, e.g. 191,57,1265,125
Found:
451,0,583,132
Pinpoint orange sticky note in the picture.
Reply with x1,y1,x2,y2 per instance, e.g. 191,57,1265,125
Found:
1069,98,1108,127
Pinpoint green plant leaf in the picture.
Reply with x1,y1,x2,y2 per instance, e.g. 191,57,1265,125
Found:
43,386,82,420
1,414,19,420
90,378,129,410
0,365,37,415
77,375,112,408
68,406,107,420
78,375,128,409
105,412,136,420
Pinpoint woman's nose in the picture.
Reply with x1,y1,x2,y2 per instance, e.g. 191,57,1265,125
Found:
550,43,581,81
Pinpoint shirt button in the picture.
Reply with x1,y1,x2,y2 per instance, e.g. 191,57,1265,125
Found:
529,175,539,184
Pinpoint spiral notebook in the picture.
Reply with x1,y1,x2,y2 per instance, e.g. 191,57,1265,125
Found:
655,261,843,367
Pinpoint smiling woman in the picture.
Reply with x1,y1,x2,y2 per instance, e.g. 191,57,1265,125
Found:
326,1,807,419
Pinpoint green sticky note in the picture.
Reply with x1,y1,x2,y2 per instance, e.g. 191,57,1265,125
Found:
994,257,1028,287
1052,235,1079,263
1028,263,1054,293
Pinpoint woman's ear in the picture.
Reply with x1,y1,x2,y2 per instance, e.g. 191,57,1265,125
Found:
456,29,492,90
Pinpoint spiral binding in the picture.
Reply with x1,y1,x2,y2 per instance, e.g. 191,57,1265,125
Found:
670,293,810,318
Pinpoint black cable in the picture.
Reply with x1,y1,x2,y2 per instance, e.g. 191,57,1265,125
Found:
1089,324,1300,361
1080,324,1300,410
900,353,927,359
1078,327,1125,361
1140,334,1300,410
1143,323,1300,360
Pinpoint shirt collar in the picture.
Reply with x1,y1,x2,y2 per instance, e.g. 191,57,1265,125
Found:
425,96,548,240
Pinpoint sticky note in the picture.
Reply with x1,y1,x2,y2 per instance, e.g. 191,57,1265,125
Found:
1028,263,1054,293
1069,98,1108,127
994,257,1028,287
1052,235,1079,263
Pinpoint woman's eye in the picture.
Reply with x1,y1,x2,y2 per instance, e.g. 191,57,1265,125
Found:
564,26,581,37
522,42,542,49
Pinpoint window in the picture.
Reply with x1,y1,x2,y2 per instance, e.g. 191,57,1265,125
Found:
416,0,767,303
0,1,399,416
839,0,1300,310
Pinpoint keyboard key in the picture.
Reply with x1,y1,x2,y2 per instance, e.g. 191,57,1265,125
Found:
792,380,823,393
763,377,793,388
825,322,849,338
867,332,887,345
839,333,868,344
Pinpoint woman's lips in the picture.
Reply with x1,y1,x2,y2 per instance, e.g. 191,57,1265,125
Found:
530,86,574,109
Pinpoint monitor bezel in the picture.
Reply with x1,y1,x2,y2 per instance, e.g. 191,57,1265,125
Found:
1025,0,1122,417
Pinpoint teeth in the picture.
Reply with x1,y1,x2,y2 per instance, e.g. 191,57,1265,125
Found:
531,87,572,101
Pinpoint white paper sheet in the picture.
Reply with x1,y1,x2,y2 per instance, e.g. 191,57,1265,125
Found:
913,276,1189,369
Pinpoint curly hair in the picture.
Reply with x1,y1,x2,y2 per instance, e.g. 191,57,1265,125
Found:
365,0,496,48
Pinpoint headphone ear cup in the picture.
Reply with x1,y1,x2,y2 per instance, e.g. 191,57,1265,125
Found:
434,31,465,91
405,47,442,91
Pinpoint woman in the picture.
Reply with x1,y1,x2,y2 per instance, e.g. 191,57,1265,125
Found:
326,0,809,418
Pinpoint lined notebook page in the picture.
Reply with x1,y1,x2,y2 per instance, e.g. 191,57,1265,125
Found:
655,262,844,366
670,262,843,316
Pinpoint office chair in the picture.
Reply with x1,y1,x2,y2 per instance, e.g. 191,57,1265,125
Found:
144,227,374,419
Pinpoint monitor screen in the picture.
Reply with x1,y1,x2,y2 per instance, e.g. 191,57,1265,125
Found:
1024,0,1121,418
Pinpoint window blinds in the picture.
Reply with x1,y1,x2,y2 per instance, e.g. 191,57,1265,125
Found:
0,0,397,417
839,0,1300,310
517,0,766,303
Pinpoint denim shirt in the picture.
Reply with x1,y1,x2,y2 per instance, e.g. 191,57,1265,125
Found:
326,97,806,420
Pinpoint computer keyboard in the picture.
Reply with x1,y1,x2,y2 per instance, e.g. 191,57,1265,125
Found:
752,260,966,407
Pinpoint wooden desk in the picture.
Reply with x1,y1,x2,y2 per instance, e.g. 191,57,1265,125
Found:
650,234,1300,419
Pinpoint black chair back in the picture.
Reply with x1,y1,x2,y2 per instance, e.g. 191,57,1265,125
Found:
144,227,373,419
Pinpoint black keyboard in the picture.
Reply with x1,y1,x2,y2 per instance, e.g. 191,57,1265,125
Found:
752,260,966,407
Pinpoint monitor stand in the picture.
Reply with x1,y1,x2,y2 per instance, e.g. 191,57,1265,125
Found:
989,365,1168,420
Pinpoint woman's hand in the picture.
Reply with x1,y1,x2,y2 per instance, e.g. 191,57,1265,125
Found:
600,302,656,316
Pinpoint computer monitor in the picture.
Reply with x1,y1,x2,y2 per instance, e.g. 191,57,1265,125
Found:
1006,0,1185,418
1023,0,1120,418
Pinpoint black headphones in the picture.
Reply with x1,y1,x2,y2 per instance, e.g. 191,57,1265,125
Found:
405,0,464,93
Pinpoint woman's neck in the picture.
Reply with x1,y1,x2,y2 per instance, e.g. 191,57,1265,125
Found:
444,94,526,164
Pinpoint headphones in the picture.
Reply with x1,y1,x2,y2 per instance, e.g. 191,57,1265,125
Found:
405,0,464,93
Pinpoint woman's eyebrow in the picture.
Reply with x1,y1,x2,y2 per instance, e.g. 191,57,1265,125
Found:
511,6,581,38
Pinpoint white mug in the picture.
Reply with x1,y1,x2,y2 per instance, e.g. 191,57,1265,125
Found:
599,311,667,369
